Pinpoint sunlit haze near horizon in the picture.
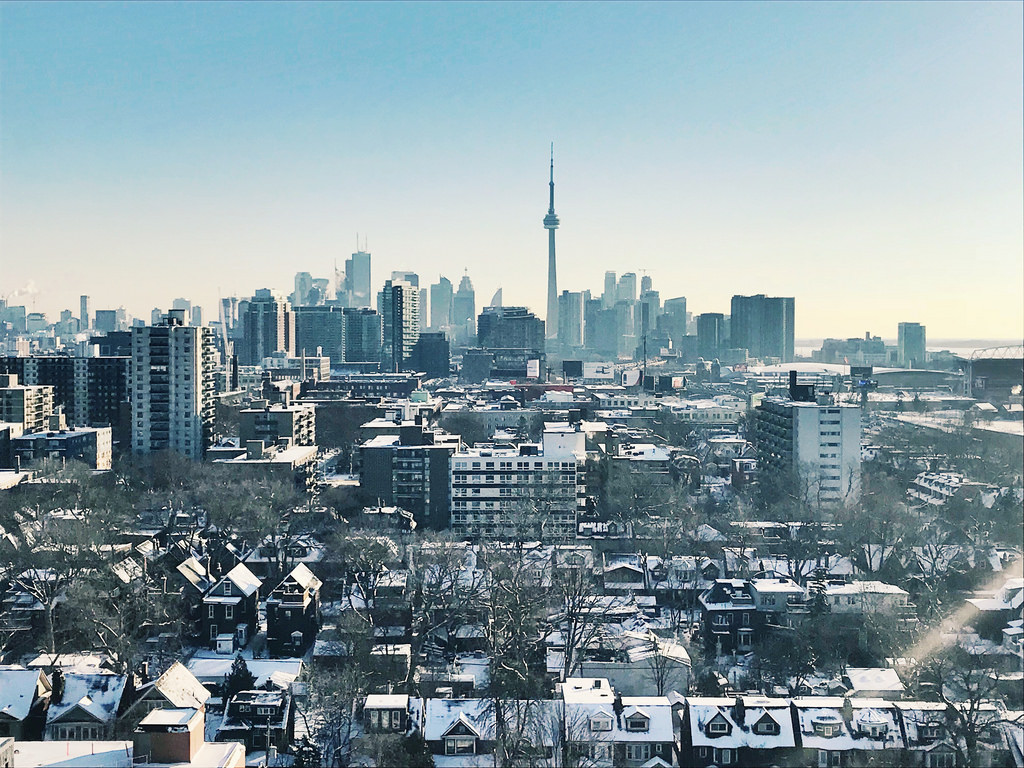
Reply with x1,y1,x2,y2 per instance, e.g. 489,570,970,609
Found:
1,1,1021,340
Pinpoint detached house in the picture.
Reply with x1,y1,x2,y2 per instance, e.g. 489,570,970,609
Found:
216,689,293,753
202,563,261,649
0,665,51,740
266,563,322,657
45,671,128,741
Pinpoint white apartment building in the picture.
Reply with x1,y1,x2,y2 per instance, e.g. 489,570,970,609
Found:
132,311,216,460
755,393,861,506
450,425,586,540
0,374,54,433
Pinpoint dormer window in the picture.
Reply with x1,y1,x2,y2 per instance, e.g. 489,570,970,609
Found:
707,714,731,736
590,715,612,732
812,716,842,738
625,714,649,732
861,721,888,739
919,724,942,741
753,714,780,735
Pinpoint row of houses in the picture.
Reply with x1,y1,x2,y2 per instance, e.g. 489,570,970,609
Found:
360,677,1021,767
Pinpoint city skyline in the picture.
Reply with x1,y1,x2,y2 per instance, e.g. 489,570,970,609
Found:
2,2,1022,338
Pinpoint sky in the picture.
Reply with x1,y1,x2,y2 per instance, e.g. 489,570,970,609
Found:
1,1,1022,340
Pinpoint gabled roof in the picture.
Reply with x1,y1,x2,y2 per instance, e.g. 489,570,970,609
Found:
221,563,261,597
176,556,212,593
139,662,210,709
47,672,127,725
0,665,48,722
282,562,322,592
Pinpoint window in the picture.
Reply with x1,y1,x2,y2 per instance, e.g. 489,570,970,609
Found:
741,612,750,625
445,737,475,755
927,752,955,768
919,725,942,741
590,716,612,732
625,715,649,732
222,582,231,596
624,744,651,761
818,750,842,768
712,614,730,626
208,605,215,618
715,748,734,765
225,605,234,620
696,747,708,758
754,717,779,735
708,720,729,734
257,706,274,715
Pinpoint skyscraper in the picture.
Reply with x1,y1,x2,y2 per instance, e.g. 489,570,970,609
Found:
602,271,617,309
544,146,560,339
79,295,90,330
898,322,927,368
378,280,420,373
344,250,372,308
430,276,454,331
617,273,637,304
557,290,585,349
697,313,726,359
452,273,476,344
730,294,795,362
241,289,293,365
131,310,215,460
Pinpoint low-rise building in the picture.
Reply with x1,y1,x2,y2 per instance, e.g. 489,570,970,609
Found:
11,426,112,470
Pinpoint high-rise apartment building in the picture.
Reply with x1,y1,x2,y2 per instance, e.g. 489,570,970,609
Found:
360,424,461,530
661,297,687,351
241,289,293,366
0,356,130,432
0,374,54,433
898,322,927,368
343,308,383,365
477,306,545,354
755,372,861,507
696,313,726,359
378,280,420,373
131,310,216,460
730,294,795,362
557,291,585,349
294,306,346,366
450,426,586,540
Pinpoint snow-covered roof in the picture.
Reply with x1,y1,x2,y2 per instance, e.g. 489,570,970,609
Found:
826,581,908,596
365,694,409,710
143,662,210,709
422,699,495,742
281,562,322,592
0,665,47,722
687,697,796,750
222,563,261,597
185,658,302,689
845,667,905,694
47,672,127,725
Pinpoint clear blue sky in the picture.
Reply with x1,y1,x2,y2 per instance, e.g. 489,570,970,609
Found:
2,1,1021,339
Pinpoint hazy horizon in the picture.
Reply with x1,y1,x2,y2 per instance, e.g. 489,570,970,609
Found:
2,2,1021,338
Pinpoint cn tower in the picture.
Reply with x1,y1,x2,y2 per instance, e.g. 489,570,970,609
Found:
544,144,559,339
